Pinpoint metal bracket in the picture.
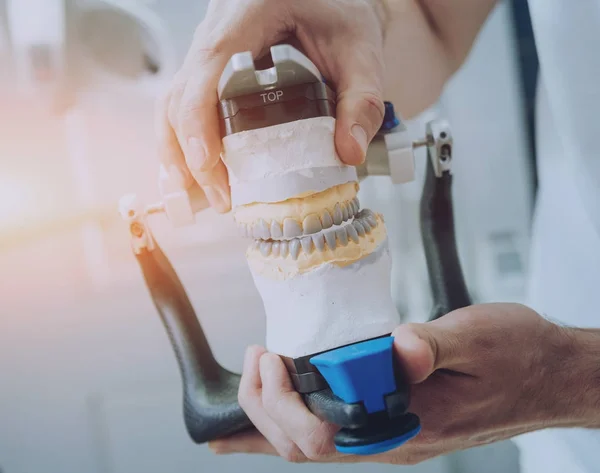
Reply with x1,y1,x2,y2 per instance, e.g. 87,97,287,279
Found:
218,44,322,100
426,119,453,177
118,193,156,254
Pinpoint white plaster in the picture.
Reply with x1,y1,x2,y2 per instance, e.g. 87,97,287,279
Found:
249,239,401,358
222,117,357,206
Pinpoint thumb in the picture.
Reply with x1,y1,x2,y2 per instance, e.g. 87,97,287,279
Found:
335,87,385,166
391,322,464,384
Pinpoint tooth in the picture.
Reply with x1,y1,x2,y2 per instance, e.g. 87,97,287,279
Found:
346,223,359,243
353,220,366,237
252,240,261,250
290,239,301,260
283,218,302,238
333,203,343,225
272,241,280,257
253,219,270,239
300,236,313,254
364,210,377,228
361,218,373,233
280,241,289,258
303,214,322,235
312,233,326,252
341,203,349,221
347,200,356,217
353,197,360,213
270,220,283,239
260,241,272,257
324,229,337,250
321,210,333,229
336,227,349,246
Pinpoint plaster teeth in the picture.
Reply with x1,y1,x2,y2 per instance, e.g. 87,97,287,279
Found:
283,218,303,238
280,241,289,258
252,240,261,250
290,239,301,260
312,233,326,252
303,214,322,235
346,223,359,243
300,236,313,254
238,224,247,237
348,200,356,217
332,203,343,225
271,241,281,257
270,220,283,239
353,197,360,213
336,227,349,246
253,219,270,239
364,210,377,228
260,241,272,256
353,220,366,237
321,210,333,229
341,202,349,221
361,217,373,233
324,229,337,250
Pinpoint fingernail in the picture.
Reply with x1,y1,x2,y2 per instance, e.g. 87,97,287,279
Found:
203,185,229,213
351,124,368,157
396,332,423,352
187,137,207,170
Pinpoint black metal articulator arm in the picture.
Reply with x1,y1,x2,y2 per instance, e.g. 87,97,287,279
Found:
419,121,472,319
120,118,471,444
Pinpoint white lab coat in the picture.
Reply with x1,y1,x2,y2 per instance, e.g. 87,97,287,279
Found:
515,2,600,472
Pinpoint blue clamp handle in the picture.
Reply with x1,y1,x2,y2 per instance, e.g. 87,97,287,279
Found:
310,336,420,455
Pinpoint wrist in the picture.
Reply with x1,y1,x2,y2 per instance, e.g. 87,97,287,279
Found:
550,326,600,428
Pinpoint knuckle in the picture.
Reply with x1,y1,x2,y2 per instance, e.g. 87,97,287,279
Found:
261,389,283,415
361,90,385,120
237,386,255,411
303,423,335,461
280,444,305,463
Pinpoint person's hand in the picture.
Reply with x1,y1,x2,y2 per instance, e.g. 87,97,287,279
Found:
156,0,389,213
208,303,600,464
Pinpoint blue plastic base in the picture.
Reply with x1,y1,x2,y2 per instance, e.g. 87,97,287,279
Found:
335,424,421,456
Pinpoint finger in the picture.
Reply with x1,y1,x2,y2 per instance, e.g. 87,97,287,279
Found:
392,320,467,383
155,91,194,190
259,353,339,461
238,346,301,461
209,430,279,456
332,44,386,166
188,159,231,213
171,9,290,210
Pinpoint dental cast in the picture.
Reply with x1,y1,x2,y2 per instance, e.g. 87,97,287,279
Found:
222,117,358,207
222,116,400,358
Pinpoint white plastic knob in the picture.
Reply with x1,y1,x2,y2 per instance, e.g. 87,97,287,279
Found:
118,193,143,221
384,128,415,184
163,191,195,227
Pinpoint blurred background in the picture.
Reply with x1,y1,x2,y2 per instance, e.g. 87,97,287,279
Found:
0,0,538,472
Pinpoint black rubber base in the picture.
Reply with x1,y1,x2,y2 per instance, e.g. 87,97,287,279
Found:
334,412,421,449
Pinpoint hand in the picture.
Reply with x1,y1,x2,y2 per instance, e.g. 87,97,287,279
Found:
156,0,389,213
209,303,599,464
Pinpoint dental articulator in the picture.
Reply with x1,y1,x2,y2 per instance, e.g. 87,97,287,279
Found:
119,45,470,455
